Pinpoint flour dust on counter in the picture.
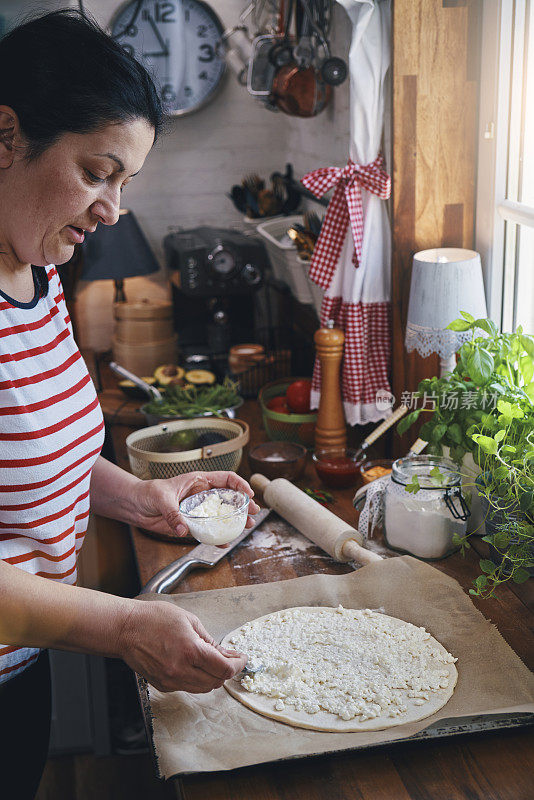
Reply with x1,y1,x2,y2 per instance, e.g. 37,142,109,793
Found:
222,606,458,732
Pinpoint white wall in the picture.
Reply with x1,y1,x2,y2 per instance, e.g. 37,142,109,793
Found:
1,0,350,349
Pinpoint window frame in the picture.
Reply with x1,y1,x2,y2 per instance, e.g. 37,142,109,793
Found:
475,0,534,332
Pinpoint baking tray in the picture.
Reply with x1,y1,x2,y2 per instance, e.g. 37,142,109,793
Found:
133,555,534,779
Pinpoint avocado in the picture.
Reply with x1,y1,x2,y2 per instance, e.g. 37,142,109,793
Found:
119,377,157,400
154,364,185,387
184,369,216,386
197,432,228,447
162,429,199,453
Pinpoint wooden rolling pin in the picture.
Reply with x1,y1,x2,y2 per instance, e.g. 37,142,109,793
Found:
250,474,382,566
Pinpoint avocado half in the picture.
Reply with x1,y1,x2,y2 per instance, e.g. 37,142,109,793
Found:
154,364,185,386
119,377,158,400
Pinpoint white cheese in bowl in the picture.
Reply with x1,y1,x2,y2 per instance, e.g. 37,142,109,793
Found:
180,488,249,545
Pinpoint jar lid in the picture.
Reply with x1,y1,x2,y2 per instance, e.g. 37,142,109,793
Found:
391,454,461,489
184,354,211,366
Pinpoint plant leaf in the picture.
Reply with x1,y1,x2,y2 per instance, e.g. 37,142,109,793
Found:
519,492,534,512
471,434,498,455
474,318,498,337
448,423,462,444
405,475,420,494
460,310,475,323
466,348,494,385
520,354,534,384
512,568,531,584
494,429,506,443
397,409,421,436
431,423,448,443
479,559,496,574
448,318,472,332
521,335,534,356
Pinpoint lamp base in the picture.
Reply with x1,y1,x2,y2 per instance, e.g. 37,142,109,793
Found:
439,353,457,377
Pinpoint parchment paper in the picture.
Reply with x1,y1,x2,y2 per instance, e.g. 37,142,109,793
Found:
140,556,534,778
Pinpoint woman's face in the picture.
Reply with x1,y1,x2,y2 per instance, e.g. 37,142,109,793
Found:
1,117,155,268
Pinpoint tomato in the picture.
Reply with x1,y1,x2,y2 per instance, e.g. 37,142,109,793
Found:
266,396,290,414
286,379,312,414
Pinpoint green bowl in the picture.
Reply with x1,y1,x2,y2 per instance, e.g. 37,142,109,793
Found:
259,378,316,448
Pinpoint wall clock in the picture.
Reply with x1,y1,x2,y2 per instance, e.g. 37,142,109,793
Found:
110,0,226,116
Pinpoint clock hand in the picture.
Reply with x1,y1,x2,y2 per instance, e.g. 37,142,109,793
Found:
144,13,170,58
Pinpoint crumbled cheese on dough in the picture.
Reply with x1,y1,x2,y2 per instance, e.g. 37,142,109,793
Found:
230,607,457,722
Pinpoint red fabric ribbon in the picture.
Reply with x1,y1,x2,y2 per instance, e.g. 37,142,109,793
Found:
301,155,391,290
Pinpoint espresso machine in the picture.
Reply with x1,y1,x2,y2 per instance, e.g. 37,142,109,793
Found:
164,227,269,357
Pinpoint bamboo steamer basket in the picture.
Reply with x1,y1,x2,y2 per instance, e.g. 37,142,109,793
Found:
112,334,178,377
126,418,249,480
113,300,174,344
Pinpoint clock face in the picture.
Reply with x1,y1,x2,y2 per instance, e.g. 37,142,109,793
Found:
111,0,226,116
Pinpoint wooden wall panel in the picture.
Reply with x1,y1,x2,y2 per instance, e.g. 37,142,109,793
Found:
391,0,481,454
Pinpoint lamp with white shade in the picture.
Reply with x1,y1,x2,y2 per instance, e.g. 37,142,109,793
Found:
405,248,488,377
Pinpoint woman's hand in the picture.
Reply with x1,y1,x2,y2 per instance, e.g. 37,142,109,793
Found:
119,600,247,693
129,471,260,538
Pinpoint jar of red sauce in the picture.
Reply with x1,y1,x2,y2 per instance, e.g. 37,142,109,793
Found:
312,448,364,489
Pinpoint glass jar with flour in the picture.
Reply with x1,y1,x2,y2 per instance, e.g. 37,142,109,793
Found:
383,455,470,560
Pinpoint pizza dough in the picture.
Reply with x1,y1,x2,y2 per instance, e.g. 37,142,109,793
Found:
221,606,458,732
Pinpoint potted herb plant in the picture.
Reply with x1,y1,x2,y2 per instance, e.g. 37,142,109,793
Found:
398,315,534,596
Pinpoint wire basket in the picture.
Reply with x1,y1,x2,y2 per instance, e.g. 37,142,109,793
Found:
259,378,317,448
126,418,249,480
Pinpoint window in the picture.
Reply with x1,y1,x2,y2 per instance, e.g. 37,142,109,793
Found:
476,0,534,334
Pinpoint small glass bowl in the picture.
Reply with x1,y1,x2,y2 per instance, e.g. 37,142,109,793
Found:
312,447,365,489
179,488,250,545
360,458,394,485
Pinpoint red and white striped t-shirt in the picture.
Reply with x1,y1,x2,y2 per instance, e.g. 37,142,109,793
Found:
0,265,105,683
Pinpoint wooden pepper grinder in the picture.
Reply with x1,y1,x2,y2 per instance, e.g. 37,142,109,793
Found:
314,320,347,450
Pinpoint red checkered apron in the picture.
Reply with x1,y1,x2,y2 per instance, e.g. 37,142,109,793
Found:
302,156,392,423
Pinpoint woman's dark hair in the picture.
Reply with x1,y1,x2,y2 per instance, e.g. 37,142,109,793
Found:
0,9,163,159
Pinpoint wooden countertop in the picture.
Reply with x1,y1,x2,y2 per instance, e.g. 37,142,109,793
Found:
95,357,534,800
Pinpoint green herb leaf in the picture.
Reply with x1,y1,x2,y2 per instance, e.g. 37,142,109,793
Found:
520,335,534,357
519,492,534,512
520,354,534,385
448,318,472,332
512,568,531,584
479,559,496,574
466,347,494,385
475,318,498,337
405,475,420,494
460,310,475,323
397,409,421,436
448,423,462,444
430,423,448,443
471,434,498,455
429,465,444,486
494,429,506,443
475,574,488,588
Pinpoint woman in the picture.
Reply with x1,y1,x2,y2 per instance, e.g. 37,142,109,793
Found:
0,10,257,797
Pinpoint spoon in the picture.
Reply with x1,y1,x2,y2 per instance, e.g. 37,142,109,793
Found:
109,361,163,401
234,663,266,681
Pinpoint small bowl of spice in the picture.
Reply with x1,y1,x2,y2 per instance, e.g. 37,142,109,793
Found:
248,441,307,481
179,488,250,546
312,447,365,489
360,459,393,484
